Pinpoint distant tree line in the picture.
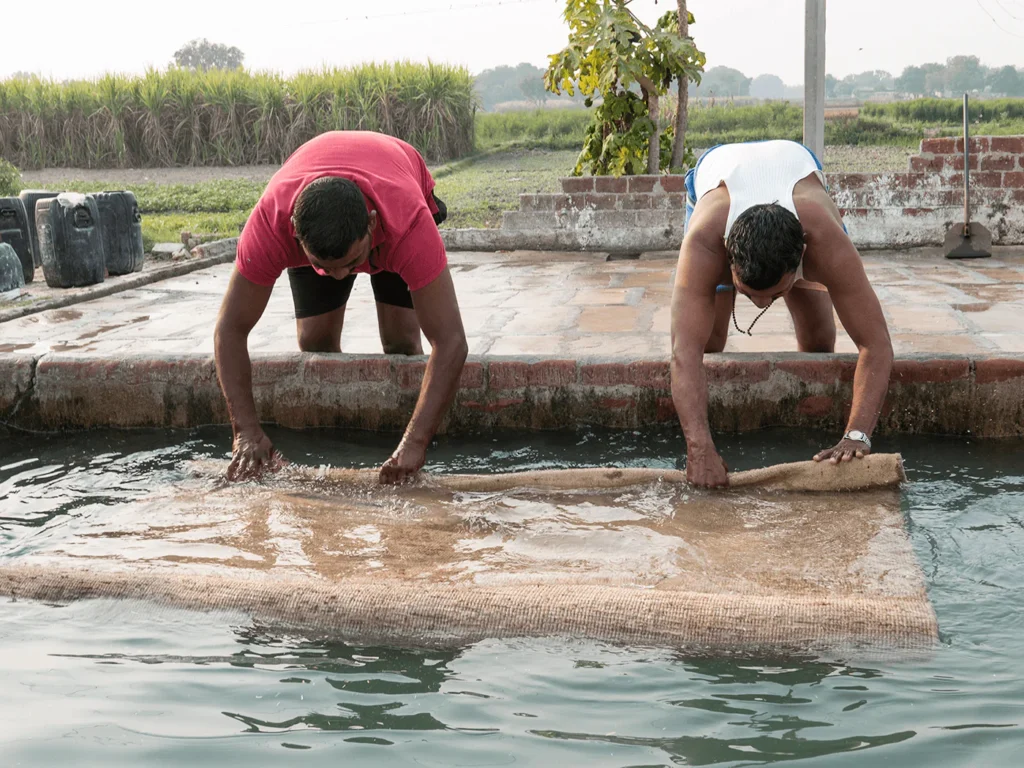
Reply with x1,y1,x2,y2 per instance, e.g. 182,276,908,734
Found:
885,56,1023,98
688,56,1023,100
474,63,586,110
474,56,1023,108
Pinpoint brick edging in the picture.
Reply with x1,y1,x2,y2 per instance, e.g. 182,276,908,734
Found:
2,352,1022,437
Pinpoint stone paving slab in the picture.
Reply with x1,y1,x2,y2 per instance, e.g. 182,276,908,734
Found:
0,239,237,323
1,248,1023,358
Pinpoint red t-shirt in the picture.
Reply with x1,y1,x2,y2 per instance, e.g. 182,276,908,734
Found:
236,131,446,291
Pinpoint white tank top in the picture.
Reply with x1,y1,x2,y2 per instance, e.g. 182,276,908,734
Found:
693,140,825,239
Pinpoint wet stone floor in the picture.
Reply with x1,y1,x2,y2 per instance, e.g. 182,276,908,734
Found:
1,248,1023,358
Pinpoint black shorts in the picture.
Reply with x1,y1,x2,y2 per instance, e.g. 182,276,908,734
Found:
288,193,447,320
288,267,414,319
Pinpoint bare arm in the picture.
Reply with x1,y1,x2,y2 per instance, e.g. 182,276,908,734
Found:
380,267,468,483
806,210,894,458
214,267,275,478
670,211,731,487
671,257,717,448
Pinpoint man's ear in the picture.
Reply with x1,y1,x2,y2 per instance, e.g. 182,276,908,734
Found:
367,210,378,232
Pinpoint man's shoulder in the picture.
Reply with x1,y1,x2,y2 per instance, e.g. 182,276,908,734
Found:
682,195,728,282
689,187,730,241
793,185,845,239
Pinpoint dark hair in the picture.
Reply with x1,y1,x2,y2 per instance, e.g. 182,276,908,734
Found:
293,176,369,261
726,203,805,290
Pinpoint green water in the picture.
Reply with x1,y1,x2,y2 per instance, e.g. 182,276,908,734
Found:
1,427,1022,766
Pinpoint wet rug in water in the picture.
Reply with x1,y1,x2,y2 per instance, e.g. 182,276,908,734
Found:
0,454,937,652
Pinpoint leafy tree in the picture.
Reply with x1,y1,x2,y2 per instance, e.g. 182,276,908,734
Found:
825,74,839,99
988,65,1022,97
945,55,986,94
172,38,245,72
476,63,549,110
896,65,927,96
749,74,785,99
519,73,550,106
922,62,946,96
855,70,894,91
697,66,751,98
545,0,705,175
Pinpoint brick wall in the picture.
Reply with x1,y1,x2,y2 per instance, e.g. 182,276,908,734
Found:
4,352,1023,437
491,136,1024,251
501,175,688,252
831,136,1024,247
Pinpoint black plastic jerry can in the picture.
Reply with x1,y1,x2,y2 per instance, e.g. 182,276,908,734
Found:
0,242,25,293
0,197,33,284
19,189,58,269
94,190,144,275
36,194,105,289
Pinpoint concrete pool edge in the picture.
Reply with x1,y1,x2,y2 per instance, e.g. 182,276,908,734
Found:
1,352,1022,436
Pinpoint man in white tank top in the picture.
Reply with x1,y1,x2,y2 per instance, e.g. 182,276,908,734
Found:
670,140,893,488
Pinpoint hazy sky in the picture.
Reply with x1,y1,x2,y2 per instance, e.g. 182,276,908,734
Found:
5,0,1023,84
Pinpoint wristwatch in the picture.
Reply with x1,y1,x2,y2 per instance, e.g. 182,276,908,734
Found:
843,430,871,449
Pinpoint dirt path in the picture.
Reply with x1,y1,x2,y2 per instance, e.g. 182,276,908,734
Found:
18,165,280,187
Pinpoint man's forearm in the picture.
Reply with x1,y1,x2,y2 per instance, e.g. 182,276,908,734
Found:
671,351,714,449
214,326,260,435
402,337,469,448
846,343,894,436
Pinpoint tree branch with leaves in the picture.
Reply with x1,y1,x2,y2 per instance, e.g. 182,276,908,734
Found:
544,0,704,176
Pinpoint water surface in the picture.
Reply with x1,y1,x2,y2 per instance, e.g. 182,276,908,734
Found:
1,427,1022,766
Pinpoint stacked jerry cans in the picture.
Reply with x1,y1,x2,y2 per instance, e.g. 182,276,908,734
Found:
5,190,145,289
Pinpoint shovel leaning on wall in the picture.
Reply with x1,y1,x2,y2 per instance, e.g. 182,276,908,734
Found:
945,93,992,259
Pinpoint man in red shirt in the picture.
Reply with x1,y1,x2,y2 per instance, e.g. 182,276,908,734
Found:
214,131,468,484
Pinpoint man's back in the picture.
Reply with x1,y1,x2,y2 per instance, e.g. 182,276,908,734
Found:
238,131,440,288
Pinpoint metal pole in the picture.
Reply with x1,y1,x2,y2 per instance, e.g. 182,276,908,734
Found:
803,0,826,160
963,93,971,231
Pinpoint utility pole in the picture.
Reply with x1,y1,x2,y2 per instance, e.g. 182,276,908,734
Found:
804,0,826,160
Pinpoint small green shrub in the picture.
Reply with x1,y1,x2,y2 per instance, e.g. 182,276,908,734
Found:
0,158,21,196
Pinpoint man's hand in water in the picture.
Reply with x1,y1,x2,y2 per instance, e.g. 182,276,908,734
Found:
814,438,871,464
228,428,286,481
686,443,730,488
379,438,427,485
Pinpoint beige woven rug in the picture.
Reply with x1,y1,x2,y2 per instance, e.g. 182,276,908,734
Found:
0,454,937,652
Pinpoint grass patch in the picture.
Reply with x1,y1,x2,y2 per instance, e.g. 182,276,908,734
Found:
475,110,591,152
433,149,578,229
61,179,265,215
863,98,1024,123
474,100,1024,154
141,211,251,247
473,103,927,153
47,179,262,246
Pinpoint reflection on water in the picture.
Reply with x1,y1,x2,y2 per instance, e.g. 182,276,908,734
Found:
1,427,1023,766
